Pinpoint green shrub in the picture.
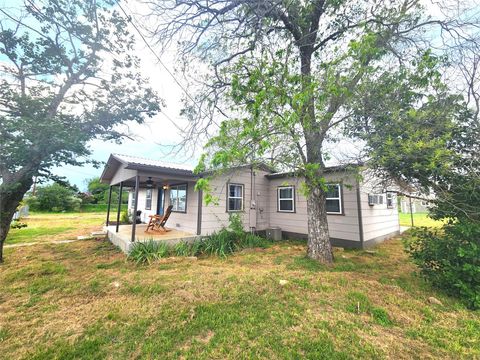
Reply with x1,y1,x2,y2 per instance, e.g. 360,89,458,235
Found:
120,210,130,224
405,221,480,309
202,229,237,257
128,240,170,264
25,183,81,212
239,233,270,249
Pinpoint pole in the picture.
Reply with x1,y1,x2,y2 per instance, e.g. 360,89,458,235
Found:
131,175,140,242
106,186,112,226
116,182,123,233
409,196,414,227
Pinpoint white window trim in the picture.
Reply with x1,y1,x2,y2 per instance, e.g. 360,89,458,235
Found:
130,192,135,209
386,192,394,208
227,183,244,212
369,194,385,206
145,188,153,210
326,184,343,214
278,186,295,212
170,184,187,213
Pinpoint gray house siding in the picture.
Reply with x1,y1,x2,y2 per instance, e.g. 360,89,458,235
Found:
267,174,361,244
165,181,199,235
200,168,271,235
110,159,400,249
358,190,400,245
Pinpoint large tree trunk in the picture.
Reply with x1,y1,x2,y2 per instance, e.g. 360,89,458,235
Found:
0,175,33,263
306,182,333,262
299,47,334,263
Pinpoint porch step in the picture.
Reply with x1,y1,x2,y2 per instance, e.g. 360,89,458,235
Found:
76,232,107,241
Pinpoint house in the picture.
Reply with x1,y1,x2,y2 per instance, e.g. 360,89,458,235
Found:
100,154,400,253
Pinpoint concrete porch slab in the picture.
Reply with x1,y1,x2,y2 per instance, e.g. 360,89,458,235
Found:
105,224,200,254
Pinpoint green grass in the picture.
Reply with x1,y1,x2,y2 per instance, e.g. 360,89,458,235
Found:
6,212,106,245
1,212,479,359
399,212,445,228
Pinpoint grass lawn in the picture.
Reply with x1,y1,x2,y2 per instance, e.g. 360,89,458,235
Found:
1,213,479,359
399,212,445,228
6,212,108,245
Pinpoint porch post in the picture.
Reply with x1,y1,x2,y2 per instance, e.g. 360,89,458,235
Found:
106,185,113,226
116,182,123,233
131,175,140,242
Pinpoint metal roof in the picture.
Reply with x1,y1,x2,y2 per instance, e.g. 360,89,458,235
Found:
265,164,363,179
111,154,194,172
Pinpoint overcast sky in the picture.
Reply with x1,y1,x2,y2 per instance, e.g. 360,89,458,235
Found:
47,0,201,190
3,0,477,190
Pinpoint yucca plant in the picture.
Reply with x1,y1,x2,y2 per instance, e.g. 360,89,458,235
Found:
202,229,237,257
128,240,170,264
239,233,270,249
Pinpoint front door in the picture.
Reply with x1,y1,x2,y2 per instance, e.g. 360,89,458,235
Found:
157,188,165,215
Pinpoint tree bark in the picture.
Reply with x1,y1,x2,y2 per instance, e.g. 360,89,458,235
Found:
306,180,333,262
299,47,334,263
0,176,34,263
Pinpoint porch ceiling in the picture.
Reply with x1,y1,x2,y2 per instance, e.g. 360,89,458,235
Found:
112,173,196,187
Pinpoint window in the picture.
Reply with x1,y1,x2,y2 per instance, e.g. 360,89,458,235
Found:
227,183,244,212
278,186,295,212
326,184,342,214
145,188,153,210
386,193,394,208
130,192,135,209
170,184,187,212
368,194,385,206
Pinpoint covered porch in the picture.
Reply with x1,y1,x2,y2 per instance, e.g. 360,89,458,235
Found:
100,154,201,253
105,224,199,253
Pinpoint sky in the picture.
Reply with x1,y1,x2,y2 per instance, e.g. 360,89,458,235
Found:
2,0,478,191
51,1,198,190
0,0,199,190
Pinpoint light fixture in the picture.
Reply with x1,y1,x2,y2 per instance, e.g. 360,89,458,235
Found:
146,177,154,188
162,184,169,190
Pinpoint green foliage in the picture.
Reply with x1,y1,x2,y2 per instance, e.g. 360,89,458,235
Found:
120,210,130,224
25,183,81,212
405,221,480,309
201,229,238,257
0,0,161,261
10,221,27,229
128,240,170,265
86,177,129,204
128,215,270,263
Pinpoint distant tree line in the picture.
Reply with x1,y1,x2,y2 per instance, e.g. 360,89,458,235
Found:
24,177,128,212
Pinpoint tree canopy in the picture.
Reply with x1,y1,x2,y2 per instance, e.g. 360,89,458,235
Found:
149,0,479,262
0,0,161,262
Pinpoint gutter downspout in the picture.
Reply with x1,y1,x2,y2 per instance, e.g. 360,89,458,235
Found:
196,180,203,236
250,166,256,233
356,178,365,249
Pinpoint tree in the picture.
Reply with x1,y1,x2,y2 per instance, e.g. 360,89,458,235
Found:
147,0,472,262
0,0,161,262
87,176,128,204
348,52,480,222
26,182,82,212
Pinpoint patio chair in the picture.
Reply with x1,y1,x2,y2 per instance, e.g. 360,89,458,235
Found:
145,205,173,233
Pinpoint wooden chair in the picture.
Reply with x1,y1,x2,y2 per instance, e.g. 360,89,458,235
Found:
145,205,173,233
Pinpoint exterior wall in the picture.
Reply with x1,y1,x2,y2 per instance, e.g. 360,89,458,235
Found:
164,181,199,234
267,173,361,243
110,164,136,185
359,179,400,243
127,181,200,234
128,188,159,223
115,164,400,248
200,168,271,235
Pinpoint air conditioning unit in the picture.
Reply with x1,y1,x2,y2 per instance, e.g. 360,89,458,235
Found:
266,227,282,241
